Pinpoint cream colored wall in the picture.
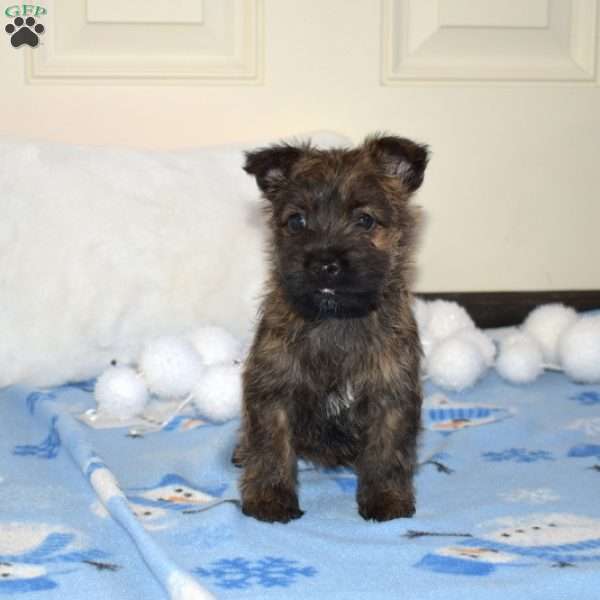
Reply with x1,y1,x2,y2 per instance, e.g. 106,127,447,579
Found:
1,0,599,292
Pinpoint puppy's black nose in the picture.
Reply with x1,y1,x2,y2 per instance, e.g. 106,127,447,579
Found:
321,261,340,277
307,250,343,279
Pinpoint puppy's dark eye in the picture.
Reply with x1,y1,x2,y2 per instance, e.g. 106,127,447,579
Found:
287,213,306,233
357,213,375,231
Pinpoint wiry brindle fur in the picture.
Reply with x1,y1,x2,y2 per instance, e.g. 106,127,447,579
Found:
235,134,429,523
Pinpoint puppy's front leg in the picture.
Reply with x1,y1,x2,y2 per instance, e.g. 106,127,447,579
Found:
239,393,303,523
355,384,421,522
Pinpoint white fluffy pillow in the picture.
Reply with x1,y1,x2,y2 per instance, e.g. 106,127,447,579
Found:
0,132,350,388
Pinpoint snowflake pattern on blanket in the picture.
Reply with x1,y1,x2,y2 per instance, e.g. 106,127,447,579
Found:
567,444,600,460
194,556,317,589
13,416,61,459
498,488,560,505
570,390,600,406
482,448,555,463
566,417,600,437
25,381,95,415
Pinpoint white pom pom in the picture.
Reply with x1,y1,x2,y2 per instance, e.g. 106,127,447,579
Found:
558,316,600,383
191,363,242,422
139,336,204,398
95,366,149,419
455,328,496,366
426,335,487,391
424,300,476,343
523,304,578,365
495,332,544,384
412,298,434,357
187,326,242,366
412,298,430,332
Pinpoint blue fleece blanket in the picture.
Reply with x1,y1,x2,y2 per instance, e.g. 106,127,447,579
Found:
2,371,600,599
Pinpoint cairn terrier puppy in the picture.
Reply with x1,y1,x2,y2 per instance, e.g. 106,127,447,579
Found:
235,134,428,523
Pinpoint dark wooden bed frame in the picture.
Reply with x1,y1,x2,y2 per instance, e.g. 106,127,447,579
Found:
416,290,600,329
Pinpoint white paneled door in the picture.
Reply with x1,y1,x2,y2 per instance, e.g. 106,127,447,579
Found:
383,0,597,81
27,0,262,83
1,0,598,292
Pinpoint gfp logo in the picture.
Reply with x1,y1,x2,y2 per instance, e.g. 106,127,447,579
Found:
4,4,46,48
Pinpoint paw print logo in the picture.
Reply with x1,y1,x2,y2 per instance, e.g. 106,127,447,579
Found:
5,17,45,48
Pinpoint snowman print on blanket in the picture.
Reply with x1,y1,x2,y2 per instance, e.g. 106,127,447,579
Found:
0,522,117,594
416,514,600,575
0,562,55,593
126,474,228,514
423,394,515,434
129,504,171,529
91,499,172,532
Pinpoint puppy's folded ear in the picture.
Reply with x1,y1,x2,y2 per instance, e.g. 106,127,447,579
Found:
366,135,429,192
244,144,305,194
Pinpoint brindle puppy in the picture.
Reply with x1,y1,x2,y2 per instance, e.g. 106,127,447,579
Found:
235,134,429,523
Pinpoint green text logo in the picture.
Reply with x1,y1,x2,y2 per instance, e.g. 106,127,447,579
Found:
5,4,46,18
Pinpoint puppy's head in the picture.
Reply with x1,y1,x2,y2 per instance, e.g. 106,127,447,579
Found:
244,134,429,320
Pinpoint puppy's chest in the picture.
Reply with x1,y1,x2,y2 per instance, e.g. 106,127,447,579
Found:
295,327,372,416
324,382,356,418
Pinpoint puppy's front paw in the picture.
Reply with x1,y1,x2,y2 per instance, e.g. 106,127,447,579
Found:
242,485,304,523
358,491,415,522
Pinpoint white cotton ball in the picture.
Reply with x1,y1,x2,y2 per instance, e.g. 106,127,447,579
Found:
191,363,243,422
424,300,476,343
495,332,544,384
187,326,242,366
558,316,600,383
412,298,434,357
455,328,496,367
239,337,253,361
523,304,578,365
94,367,149,419
426,335,487,391
412,298,430,334
139,336,204,398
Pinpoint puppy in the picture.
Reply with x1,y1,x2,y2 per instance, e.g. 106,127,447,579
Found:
234,134,428,522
